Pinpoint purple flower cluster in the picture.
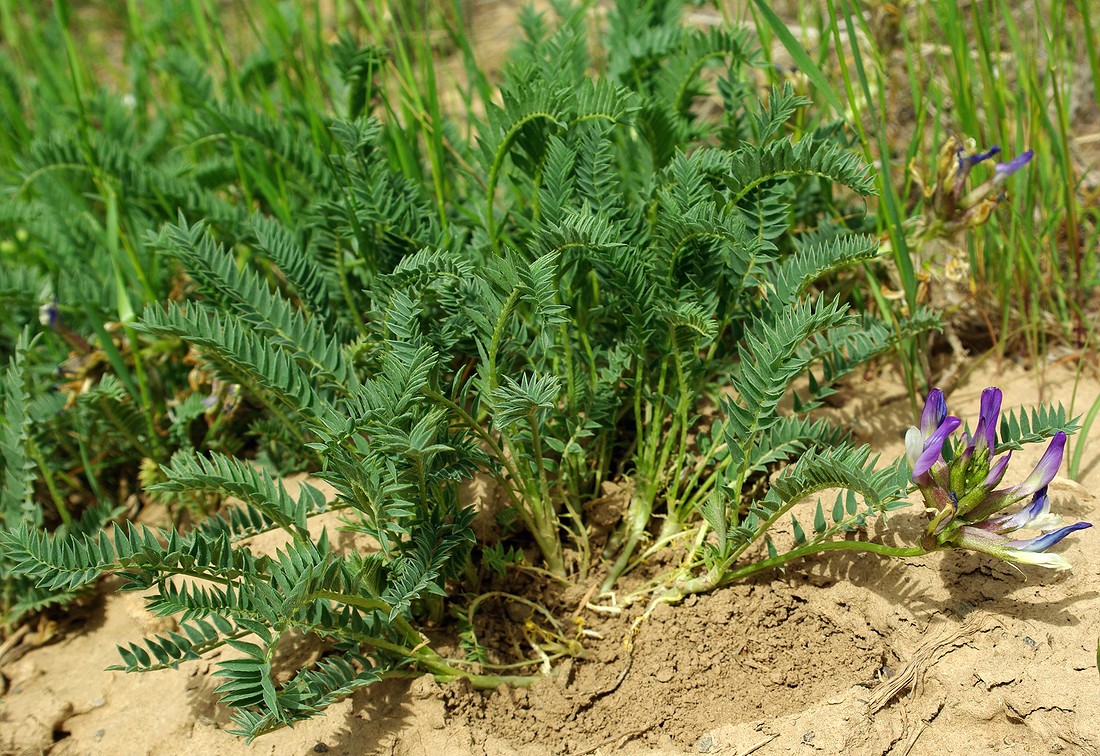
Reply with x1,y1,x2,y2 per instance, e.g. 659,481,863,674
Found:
925,138,1033,234
905,388,1090,570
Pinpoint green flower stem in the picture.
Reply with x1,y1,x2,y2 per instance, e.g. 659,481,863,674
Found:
117,324,164,460
327,170,370,337
267,401,311,450
603,507,647,592
412,453,428,512
623,525,699,578
499,440,564,576
485,113,562,255
675,540,931,597
527,407,553,516
391,662,541,689
75,433,108,508
677,455,729,525
557,323,578,422
96,387,155,460
605,380,668,589
313,590,419,643
338,625,540,688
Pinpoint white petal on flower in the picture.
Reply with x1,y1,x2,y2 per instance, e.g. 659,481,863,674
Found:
905,427,923,469
1026,514,1064,532
1003,549,1072,571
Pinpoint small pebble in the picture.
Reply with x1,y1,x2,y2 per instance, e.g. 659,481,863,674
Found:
655,666,674,683
506,602,532,622
313,743,329,753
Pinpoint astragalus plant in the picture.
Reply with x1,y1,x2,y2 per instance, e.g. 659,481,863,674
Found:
0,0,1082,740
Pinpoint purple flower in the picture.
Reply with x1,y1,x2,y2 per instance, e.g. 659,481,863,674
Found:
982,452,1012,489
978,487,1061,534
939,144,1034,227
973,387,1001,455
907,389,1089,570
912,418,961,479
959,387,1002,469
961,431,1067,521
955,522,1090,571
958,145,1001,171
1009,522,1092,553
1014,431,1066,497
921,388,948,436
994,150,1034,182
905,389,961,482
955,487,1091,571
38,299,59,329
37,297,92,355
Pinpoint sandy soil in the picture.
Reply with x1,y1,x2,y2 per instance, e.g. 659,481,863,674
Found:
2,359,1098,756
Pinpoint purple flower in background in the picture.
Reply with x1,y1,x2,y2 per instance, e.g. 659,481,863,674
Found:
38,299,59,329
957,144,1001,172
923,137,1035,232
994,150,1034,183
37,297,92,354
958,147,1034,220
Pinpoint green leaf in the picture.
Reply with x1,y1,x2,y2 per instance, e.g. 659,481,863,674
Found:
791,514,806,545
832,493,845,524
813,500,827,534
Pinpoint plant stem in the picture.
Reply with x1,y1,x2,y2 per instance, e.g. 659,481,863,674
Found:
605,342,676,588
487,287,522,392
676,540,930,597
314,590,538,688
526,406,567,577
